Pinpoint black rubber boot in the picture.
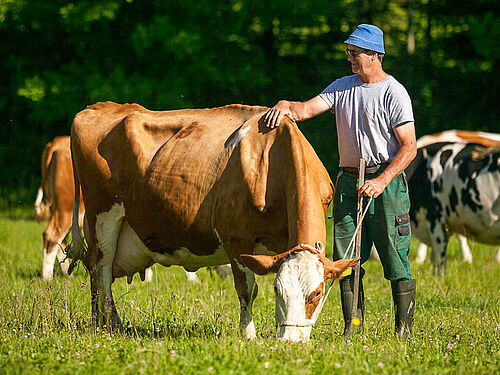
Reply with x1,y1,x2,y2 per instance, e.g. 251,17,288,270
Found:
339,278,364,337
391,279,416,338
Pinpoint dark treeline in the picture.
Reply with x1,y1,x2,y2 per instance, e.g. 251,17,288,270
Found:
1,0,498,206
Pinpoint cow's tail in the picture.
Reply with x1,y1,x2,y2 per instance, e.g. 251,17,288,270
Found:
66,144,87,275
33,186,50,222
34,142,52,222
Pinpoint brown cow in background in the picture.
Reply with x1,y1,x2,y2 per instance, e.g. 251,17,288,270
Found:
34,136,85,280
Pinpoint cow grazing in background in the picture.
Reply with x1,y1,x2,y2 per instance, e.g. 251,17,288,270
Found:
406,140,500,275
68,102,358,342
34,136,154,282
34,136,85,280
413,130,500,265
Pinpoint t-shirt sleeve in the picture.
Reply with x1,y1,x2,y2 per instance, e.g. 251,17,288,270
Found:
389,85,415,128
318,80,338,110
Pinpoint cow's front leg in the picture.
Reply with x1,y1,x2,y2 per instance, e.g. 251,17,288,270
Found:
457,234,472,263
415,242,428,264
231,258,258,339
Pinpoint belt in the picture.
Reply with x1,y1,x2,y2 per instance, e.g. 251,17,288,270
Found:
341,164,386,174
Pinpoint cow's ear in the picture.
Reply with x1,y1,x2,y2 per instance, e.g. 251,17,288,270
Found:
324,257,361,280
239,253,288,275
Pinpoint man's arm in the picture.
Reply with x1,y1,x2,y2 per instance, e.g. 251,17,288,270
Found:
358,121,417,198
264,96,330,128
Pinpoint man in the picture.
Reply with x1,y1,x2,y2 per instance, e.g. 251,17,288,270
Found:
264,24,417,338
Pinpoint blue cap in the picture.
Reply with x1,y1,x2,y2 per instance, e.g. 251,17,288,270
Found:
344,24,385,54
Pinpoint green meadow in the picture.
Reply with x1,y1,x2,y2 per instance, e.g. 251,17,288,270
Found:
0,209,498,374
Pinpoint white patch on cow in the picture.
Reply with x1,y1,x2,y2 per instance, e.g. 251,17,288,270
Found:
112,220,229,278
42,232,68,280
95,203,125,268
273,251,324,342
95,203,126,299
225,125,251,149
34,187,44,209
184,271,200,283
144,267,153,282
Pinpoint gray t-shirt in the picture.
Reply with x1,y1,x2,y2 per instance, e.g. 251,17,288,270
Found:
319,74,414,168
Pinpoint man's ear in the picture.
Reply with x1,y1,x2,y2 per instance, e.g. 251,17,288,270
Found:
323,257,361,280
239,252,289,275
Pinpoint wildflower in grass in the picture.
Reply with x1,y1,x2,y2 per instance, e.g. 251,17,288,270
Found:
352,318,361,326
208,366,214,373
377,362,384,368
264,362,270,368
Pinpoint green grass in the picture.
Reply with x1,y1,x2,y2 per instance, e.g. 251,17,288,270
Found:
0,211,499,374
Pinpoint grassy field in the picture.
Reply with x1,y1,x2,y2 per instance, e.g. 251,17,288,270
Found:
0,209,499,374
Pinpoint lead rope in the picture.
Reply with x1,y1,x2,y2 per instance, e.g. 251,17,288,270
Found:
342,195,373,260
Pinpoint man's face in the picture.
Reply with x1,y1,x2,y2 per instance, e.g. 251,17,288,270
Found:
346,44,375,74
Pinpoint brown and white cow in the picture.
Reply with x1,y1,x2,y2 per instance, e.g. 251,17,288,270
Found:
34,136,85,280
412,130,500,266
68,102,359,342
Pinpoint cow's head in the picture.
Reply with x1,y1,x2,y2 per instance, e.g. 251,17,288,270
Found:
240,242,359,342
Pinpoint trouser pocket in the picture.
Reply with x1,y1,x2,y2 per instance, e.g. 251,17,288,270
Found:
395,213,411,250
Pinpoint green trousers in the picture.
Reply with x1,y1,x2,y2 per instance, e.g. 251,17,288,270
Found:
333,167,412,281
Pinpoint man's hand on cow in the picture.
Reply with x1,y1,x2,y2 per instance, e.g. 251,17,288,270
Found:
264,101,295,128
358,177,387,198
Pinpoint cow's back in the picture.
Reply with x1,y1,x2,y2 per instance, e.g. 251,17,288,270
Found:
41,136,74,212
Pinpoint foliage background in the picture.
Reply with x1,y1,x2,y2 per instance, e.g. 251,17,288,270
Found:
1,0,499,207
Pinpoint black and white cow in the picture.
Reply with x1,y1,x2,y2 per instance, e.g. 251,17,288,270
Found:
406,142,500,275
413,131,500,265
